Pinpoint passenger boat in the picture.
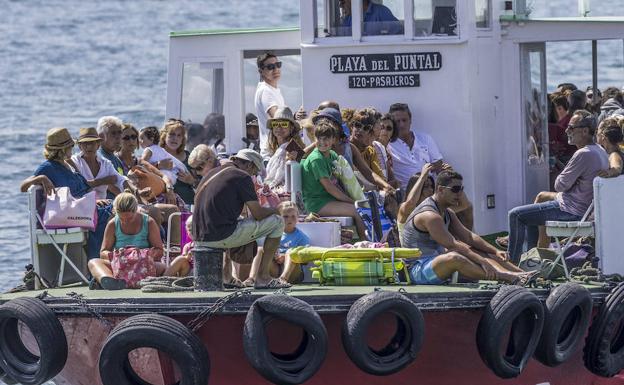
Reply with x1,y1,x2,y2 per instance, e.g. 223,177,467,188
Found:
4,1,624,384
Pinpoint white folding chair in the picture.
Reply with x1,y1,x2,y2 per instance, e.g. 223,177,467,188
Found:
544,202,594,279
28,186,89,288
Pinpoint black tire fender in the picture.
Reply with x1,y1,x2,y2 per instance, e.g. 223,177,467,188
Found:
243,295,328,385
0,297,68,385
535,283,592,367
476,285,544,379
584,282,624,377
99,313,210,385
341,290,424,376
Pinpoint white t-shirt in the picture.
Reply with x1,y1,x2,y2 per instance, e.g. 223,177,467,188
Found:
71,153,127,200
254,81,285,157
144,144,188,185
388,131,443,188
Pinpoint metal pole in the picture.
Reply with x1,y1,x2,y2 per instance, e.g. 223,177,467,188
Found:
592,40,598,102
194,242,224,291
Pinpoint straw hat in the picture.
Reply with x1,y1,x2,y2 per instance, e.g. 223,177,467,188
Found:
45,127,74,150
267,106,300,132
76,127,101,143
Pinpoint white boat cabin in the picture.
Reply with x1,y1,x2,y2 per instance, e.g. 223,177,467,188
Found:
165,0,624,233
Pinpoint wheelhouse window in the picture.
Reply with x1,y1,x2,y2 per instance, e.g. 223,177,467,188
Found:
413,0,458,37
475,0,491,29
322,0,405,37
180,62,225,150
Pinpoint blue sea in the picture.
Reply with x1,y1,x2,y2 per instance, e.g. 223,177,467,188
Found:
1,0,623,294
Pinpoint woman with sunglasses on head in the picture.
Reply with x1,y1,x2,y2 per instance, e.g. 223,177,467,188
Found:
264,106,305,190
254,52,285,158
116,123,140,175
159,119,196,206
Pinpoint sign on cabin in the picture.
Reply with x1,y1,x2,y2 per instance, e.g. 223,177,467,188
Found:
330,52,441,89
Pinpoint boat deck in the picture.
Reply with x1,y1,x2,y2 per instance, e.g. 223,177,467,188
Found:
0,282,612,315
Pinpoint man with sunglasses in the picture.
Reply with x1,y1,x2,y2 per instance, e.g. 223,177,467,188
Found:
254,52,285,158
401,171,529,285
507,110,608,263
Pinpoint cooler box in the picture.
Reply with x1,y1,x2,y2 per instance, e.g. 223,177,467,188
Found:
297,222,341,247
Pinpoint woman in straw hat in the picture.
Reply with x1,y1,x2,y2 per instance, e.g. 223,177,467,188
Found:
20,127,113,260
264,106,306,190
71,127,128,200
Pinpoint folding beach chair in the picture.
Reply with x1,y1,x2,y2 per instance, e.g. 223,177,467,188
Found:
544,201,594,280
27,186,89,288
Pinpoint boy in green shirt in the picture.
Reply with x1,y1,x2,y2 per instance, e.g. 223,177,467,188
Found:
301,119,368,240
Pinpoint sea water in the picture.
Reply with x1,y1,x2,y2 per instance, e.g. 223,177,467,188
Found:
1,0,624,295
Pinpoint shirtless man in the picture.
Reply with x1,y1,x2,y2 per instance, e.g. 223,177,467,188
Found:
401,171,529,285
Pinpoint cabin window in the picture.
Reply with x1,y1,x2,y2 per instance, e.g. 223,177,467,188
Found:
359,0,405,36
475,0,491,29
412,0,458,37
180,62,225,149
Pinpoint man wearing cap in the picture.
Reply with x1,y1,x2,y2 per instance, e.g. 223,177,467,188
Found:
96,116,125,177
71,127,128,200
192,149,289,289
244,113,260,151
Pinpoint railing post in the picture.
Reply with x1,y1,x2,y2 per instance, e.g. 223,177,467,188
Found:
193,242,223,291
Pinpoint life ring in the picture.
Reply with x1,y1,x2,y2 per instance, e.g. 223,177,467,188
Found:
99,313,210,385
0,297,68,385
476,285,544,379
243,295,327,385
535,283,592,367
584,282,624,377
341,290,424,376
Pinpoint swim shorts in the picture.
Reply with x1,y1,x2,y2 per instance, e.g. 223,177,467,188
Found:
408,254,446,285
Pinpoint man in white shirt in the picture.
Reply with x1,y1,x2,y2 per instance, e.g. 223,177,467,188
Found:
254,52,285,158
389,102,474,229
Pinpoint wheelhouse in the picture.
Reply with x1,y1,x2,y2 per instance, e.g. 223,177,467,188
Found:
166,0,624,233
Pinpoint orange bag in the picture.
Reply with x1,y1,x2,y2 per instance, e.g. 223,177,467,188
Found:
128,164,166,203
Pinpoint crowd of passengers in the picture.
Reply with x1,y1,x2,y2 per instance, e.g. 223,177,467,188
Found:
20,51,624,290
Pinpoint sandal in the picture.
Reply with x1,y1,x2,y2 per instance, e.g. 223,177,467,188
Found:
495,235,509,250
242,277,255,287
254,277,292,290
223,277,245,289
512,270,540,287
100,277,127,290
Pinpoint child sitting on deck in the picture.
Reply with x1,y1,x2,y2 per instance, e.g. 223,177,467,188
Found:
246,202,310,285
164,215,195,277
301,120,368,240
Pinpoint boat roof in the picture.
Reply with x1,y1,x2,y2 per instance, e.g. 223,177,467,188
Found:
169,26,299,38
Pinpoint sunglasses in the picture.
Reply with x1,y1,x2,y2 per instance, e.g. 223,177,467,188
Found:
381,124,394,131
193,163,206,173
122,134,138,141
262,61,282,71
270,120,291,129
352,122,373,131
442,185,464,193
567,124,586,130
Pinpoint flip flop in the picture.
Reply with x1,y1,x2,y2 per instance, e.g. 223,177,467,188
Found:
495,236,509,250
223,277,245,289
254,278,292,290
100,277,127,290
512,270,540,287
242,277,255,287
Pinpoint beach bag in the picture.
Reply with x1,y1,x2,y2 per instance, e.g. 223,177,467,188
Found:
43,187,97,230
519,247,565,280
311,256,403,286
333,155,366,203
111,247,157,288
254,178,281,208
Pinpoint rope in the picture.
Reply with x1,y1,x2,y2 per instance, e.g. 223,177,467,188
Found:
570,261,623,288
138,276,194,292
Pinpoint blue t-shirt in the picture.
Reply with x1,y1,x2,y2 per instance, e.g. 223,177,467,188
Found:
341,2,402,36
279,228,310,254
98,148,125,176
34,160,91,198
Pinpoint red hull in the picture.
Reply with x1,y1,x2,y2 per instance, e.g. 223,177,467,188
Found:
50,309,624,385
